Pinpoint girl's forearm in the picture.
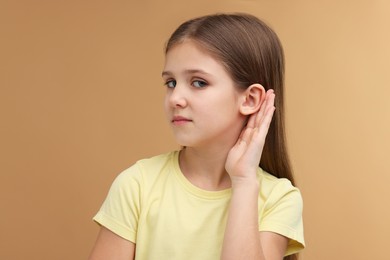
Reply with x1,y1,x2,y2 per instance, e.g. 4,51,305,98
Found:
221,180,265,260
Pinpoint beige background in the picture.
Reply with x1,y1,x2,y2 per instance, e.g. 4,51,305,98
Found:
1,1,389,259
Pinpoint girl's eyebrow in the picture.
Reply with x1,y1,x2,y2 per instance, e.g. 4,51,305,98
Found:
161,69,212,77
161,71,172,77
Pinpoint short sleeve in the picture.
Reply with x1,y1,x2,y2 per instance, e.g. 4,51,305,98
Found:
93,164,143,243
259,179,305,256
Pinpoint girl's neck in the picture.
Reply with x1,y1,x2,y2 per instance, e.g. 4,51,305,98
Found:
178,146,232,191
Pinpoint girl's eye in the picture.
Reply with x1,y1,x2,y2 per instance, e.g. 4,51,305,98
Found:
165,80,176,88
193,80,207,88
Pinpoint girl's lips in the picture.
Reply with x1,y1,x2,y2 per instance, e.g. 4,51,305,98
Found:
172,116,192,125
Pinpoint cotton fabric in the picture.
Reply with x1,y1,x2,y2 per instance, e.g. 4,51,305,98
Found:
94,151,305,259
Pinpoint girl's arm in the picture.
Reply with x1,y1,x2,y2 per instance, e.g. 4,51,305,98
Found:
221,179,288,260
222,90,288,260
88,227,135,260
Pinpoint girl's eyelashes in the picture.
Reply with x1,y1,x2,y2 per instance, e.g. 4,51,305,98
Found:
164,79,176,88
163,79,208,88
192,80,208,88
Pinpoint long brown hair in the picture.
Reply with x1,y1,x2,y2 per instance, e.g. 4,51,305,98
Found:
165,13,297,260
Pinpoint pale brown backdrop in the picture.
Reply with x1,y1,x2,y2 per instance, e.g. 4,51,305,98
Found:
1,1,389,259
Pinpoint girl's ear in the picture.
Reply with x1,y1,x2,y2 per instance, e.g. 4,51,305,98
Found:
239,83,266,115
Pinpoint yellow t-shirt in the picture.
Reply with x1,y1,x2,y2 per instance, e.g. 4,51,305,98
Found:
93,151,305,259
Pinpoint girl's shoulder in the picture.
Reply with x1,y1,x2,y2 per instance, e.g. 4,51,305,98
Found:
257,168,302,202
135,151,177,171
114,151,178,185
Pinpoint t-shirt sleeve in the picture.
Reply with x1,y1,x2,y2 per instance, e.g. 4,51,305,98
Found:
259,179,305,256
93,164,143,243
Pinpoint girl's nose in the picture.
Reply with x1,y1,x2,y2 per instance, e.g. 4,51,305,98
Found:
168,85,187,108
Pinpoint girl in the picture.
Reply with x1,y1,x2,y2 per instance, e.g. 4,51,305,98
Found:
89,13,305,260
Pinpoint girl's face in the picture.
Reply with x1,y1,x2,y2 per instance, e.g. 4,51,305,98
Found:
162,40,246,149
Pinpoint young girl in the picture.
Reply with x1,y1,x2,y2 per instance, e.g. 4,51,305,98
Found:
89,13,305,260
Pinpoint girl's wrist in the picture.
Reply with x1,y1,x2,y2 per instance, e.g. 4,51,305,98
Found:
230,176,259,191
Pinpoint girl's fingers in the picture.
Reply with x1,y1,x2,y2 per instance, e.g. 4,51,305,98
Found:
246,112,257,129
258,105,275,137
237,90,275,152
240,126,255,145
227,90,276,175
244,106,275,162
255,90,275,128
248,91,275,151
255,95,267,126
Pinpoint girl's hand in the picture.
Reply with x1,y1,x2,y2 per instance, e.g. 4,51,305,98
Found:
225,90,276,185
